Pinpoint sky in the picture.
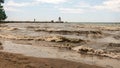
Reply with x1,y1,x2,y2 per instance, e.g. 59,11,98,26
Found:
3,0,120,22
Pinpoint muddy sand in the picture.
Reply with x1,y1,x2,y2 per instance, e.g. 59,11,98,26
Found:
0,52,104,68
0,23,120,68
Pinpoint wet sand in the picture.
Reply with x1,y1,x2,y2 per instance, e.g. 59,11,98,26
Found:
0,23,120,68
0,52,104,68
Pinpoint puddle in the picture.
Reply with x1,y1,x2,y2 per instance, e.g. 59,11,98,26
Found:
0,41,120,68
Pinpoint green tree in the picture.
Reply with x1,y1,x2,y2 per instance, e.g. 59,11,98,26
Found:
0,0,4,3
0,7,7,20
0,0,7,21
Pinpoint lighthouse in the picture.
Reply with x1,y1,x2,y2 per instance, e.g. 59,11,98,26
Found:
58,17,63,23
58,17,61,22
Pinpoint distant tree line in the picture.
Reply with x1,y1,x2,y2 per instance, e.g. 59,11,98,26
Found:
0,0,7,21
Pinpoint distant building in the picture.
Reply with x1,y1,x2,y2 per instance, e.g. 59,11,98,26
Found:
58,17,63,23
58,17,61,22
34,19,36,22
51,20,54,23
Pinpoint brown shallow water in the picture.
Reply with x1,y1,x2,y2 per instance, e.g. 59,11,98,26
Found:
0,23,120,68
0,41,119,68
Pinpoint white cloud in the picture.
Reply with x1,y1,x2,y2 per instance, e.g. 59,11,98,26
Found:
59,1,90,14
59,0,120,14
59,8,84,13
6,0,30,7
4,7,20,12
75,1,91,8
5,0,120,13
35,0,68,4
6,0,38,7
4,0,38,12
4,0,68,12
94,0,120,12
75,0,120,13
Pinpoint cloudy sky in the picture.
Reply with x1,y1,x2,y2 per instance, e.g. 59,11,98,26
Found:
3,0,120,22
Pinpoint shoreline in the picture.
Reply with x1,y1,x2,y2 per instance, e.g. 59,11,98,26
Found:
0,21,120,24
0,51,104,68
